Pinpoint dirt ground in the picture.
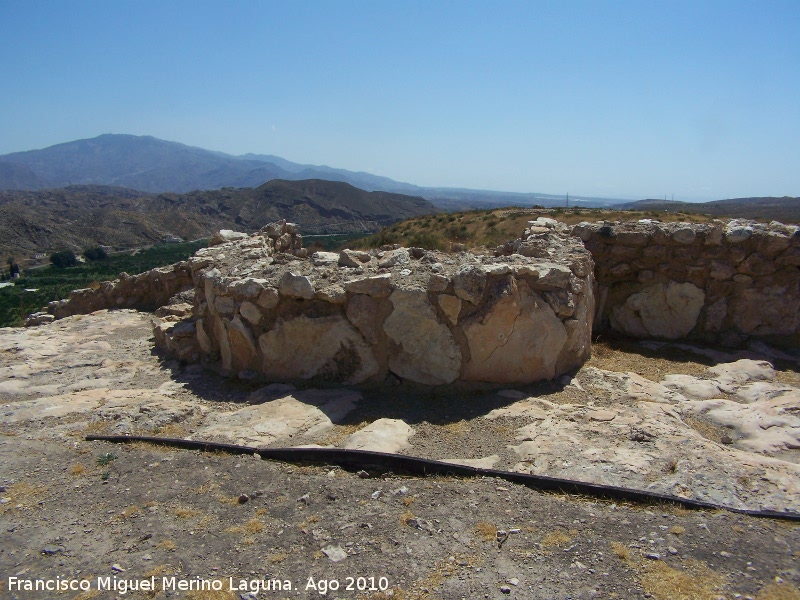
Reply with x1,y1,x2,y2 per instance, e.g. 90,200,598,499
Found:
1,311,799,599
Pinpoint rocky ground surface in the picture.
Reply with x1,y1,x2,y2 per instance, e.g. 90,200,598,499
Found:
1,310,799,599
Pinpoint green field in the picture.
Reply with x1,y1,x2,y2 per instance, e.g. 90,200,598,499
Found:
0,240,207,327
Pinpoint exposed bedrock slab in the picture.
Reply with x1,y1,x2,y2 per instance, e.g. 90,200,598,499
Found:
342,418,415,454
194,389,361,446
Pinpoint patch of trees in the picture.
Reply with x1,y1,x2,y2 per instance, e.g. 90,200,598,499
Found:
50,250,78,268
83,247,108,261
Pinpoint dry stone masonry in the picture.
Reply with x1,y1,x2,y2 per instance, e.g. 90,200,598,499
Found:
26,215,800,383
153,218,595,385
573,218,800,347
25,262,194,326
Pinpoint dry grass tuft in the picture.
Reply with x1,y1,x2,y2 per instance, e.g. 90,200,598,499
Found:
442,420,471,435
154,422,188,437
69,463,88,476
3,482,48,508
399,510,415,526
475,521,497,542
316,421,370,446
145,564,176,578
268,553,287,564
118,505,142,520
684,416,728,443
175,507,202,519
403,496,416,507
640,559,726,600
756,583,800,600
669,525,686,536
541,529,573,547
226,518,264,535
610,541,632,561
83,420,112,435
155,540,176,552
186,590,237,600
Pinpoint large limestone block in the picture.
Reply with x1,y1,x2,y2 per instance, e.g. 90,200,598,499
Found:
258,315,378,384
383,288,462,385
227,316,258,371
344,273,393,298
279,272,315,299
610,281,704,339
453,265,486,304
729,288,800,336
194,389,361,446
463,278,568,383
346,294,383,344
343,418,415,454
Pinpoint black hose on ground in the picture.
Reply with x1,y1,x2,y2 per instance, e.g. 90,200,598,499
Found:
85,434,800,522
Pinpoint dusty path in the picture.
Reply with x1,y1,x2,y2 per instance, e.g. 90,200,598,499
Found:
1,310,799,599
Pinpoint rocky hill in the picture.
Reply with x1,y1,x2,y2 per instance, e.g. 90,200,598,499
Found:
0,180,436,258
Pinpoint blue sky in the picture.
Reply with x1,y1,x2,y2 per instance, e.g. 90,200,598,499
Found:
1,0,798,201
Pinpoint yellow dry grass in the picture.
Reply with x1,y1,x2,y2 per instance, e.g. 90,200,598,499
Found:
756,583,800,600
399,510,415,526
186,590,237,600
610,541,632,561
3,481,48,508
669,525,686,535
316,421,369,446
268,553,287,564
474,521,497,542
155,540,176,552
174,507,202,519
117,505,142,520
154,422,188,437
225,518,264,535
639,559,726,600
442,420,471,435
69,463,88,476
541,529,574,547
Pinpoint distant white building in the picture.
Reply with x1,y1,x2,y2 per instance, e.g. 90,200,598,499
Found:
163,235,183,243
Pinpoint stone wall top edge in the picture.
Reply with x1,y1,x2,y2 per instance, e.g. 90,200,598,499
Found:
573,218,799,237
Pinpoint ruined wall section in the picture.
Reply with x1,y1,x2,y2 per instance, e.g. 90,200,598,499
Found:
573,219,800,347
155,217,595,385
22,262,195,326
24,223,306,327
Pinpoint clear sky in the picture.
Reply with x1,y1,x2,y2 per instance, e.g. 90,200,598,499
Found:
1,0,798,201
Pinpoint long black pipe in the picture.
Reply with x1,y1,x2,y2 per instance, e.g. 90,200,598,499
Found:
85,434,800,522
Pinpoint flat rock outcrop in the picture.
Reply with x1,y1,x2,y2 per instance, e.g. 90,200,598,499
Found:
155,218,595,385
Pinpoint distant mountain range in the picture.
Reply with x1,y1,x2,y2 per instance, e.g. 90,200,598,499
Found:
618,197,800,224
0,180,436,259
0,134,622,208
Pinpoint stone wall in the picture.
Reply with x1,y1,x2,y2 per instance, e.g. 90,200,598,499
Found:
154,218,595,385
24,262,194,326
573,219,800,347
